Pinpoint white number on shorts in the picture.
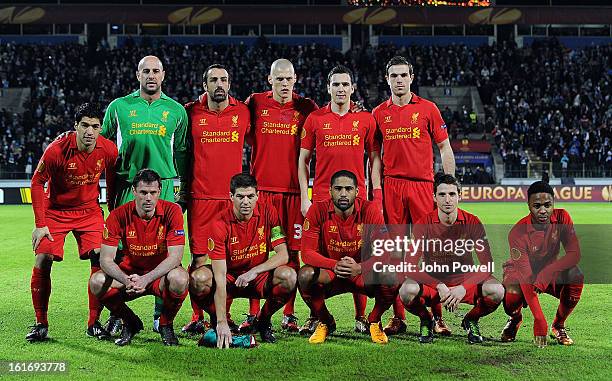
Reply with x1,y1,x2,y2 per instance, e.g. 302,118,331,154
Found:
293,224,302,239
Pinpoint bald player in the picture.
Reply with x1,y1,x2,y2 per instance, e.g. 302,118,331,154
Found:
101,55,188,333
241,59,318,333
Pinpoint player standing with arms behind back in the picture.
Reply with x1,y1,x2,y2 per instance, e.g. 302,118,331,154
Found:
101,55,188,333
243,59,318,333
299,65,383,335
372,56,456,336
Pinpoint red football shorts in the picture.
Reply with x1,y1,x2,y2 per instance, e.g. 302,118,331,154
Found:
321,269,374,298
35,207,104,261
383,176,434,225
420,276,498,305
188,199,232,255
259,191,303,252
226,271,273,300
113,275,164,302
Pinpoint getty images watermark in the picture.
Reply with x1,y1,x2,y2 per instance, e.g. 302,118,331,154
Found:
369,234,494,275
359,223,612,285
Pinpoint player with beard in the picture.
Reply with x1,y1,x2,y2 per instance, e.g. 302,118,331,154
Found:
179,64,251,335
26,103,118,342
298,170,396,344
101,55,188,333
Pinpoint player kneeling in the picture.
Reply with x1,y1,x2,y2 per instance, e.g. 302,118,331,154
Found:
298,170,397,345
189,174,296,348
501,181,583,347
399,174,503,344
89,169,189,346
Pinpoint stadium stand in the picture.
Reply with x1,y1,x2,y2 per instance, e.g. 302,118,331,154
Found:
0,38,610,180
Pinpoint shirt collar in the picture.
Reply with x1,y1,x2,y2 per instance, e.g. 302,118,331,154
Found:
131,90,170,101
386,92,420,107
526,210,558,232
199,93,238,110
431,208,465,224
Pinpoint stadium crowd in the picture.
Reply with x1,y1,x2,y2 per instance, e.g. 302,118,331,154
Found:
0,38,610,179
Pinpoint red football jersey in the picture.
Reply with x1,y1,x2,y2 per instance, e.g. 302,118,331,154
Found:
411,208,493,287
504,209,580,282
372,94,448,182
301,197,385,270
206,201,286,275
300,104,380,201
31,131,117,227
102,199,185,274
185,94,250,199
246,91,318,193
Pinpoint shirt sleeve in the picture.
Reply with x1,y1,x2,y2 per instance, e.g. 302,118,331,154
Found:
102,210,122,247
429,102,448,144
301,205,337,270
364,114,381,154
267,204,286,248
507,225,533,283
300,114,316,151
101,100,118,140
538,211,581,287
31,146,55,228
244,95,255,146
463,220,495,286
173,106,189,182
207,219,229,261
104,142,118,210
165,203,186,247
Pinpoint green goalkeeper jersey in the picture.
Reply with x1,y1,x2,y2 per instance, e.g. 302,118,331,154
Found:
101,90,188,183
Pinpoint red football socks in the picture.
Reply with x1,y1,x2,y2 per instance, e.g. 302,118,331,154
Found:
159,288,188,326
553,283,583,327
31,267,51,326
465,296,501,321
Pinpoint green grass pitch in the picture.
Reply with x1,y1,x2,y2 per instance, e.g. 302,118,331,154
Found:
0,203,610,380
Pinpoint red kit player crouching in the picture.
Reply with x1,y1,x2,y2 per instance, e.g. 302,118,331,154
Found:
298,170,397,345
89,169,189,346
501,181,583,347
399,174,504,344
189,174,296,348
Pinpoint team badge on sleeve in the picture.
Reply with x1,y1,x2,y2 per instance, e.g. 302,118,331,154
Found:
103,225,109,240
207,238,215,251
36,160,45,173
300,129,306,139
303,219,310,231
174,229,185,237
510,248,521,261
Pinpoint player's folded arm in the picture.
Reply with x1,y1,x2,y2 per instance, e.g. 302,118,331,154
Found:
99,243,129,286
143,245,184,285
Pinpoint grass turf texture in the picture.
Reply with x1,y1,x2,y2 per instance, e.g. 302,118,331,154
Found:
0,202,610,380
